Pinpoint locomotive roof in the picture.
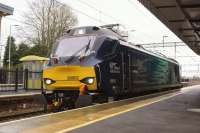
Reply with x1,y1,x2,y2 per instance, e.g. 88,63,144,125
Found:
64,26,179,65
64,26,124,39
123,42,179,65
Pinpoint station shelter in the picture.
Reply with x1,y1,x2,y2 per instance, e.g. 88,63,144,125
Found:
20,55,49,89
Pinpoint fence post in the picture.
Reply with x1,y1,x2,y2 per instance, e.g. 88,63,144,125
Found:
15,68,18,92
24,69,28,91
41,70,45,94
40,71,48,112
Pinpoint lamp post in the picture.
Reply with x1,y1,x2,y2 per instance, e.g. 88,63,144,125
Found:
8,24,19,71
162,35,168,53
8,24,19,84
0,45,5,67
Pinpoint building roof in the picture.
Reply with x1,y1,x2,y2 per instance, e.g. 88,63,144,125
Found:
0,3,14,16
139,0,200,55
19,55,49,62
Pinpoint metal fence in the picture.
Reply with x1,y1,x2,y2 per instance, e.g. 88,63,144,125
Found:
0,68,43,92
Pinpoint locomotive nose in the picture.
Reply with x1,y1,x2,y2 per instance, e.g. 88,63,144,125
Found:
43,66,97,91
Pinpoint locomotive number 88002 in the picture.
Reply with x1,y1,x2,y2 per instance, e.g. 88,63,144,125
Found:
43,25,182,109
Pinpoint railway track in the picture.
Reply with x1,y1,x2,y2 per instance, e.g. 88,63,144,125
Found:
0,92,46,122
0,88,180,123
0,109,46,123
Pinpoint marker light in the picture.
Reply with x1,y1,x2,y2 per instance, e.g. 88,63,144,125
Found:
74,28,86,35
53,58,58,64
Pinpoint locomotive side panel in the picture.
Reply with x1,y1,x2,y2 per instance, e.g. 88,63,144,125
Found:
95,39,123,96
168,62,180,84
96,44,182,97
147,55,170,87
121,45,181,94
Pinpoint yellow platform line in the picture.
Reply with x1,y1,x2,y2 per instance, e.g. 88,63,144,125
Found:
56,92,180,133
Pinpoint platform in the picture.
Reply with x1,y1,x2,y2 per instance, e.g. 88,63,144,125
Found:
68,86,200,133
0,85,200,133
0,90,48,119
0,90,51,99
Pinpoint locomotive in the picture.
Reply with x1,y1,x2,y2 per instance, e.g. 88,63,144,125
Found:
43,24,182,108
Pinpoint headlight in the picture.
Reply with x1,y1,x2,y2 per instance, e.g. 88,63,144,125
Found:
44,78,55,85
80,77,94,85
87,78,94,84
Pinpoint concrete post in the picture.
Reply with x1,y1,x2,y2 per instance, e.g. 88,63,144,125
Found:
0,16,2,67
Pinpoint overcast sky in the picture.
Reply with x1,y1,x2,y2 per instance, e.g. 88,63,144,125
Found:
0,0,200,77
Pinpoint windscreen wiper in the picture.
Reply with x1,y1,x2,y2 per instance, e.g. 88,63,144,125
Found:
78,39,92,62
84,39,91,54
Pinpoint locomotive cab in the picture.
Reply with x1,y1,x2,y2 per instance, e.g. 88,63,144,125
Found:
96,38,120,60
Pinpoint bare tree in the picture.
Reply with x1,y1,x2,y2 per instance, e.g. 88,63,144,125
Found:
22,0,78,55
